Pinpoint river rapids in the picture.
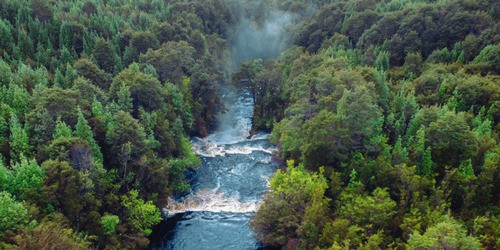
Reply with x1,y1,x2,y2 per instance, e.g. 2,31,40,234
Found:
148,87,279,249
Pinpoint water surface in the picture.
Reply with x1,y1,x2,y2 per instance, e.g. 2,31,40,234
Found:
149,87,279,249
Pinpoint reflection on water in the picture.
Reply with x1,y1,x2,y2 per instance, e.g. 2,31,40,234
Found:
148,88,279,249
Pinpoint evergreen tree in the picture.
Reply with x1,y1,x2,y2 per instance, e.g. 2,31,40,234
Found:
29,107,55,146
421,146,433,177
54,68,64,88
93,38,118,73
0,191,31,237
0,19,13,54
0,59,12,87
75,108,103,164
59,47,73,68
53,117,73,139
117,85,133,113
64,64,77,89
9,112,31,162
392,136,408,165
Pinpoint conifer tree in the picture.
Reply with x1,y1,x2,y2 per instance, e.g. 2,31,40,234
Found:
54,68,64,88
64,64,77,89
392,136,408,165
53,116,73,139
9,112,30,162
421,146,433,176
75,108,103,164
30,107,55,146
117,85,133,113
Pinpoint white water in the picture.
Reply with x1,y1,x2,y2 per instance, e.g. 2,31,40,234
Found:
163,88,277,216
165,190,262,215
149,88,279,250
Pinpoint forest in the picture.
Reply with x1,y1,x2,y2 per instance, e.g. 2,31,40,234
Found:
0,0,499,249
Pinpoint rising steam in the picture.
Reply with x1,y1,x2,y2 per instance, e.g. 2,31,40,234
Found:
227,1,295,64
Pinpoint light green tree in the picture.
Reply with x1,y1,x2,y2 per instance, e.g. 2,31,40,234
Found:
408,214,481,249
9,112,31,162
251,160,330,247
117,85,133,113
0,191,31,237
101,215,120,235
121,190,161,236
53,116,73,139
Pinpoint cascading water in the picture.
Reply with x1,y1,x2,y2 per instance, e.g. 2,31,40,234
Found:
148,86,280,249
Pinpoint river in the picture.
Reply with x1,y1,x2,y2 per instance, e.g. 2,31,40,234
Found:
148,86,280,249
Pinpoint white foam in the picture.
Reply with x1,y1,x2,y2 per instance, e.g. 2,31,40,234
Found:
192,138,276,157
165,88,275,216
164,190,263,216
225,146,276,155
249,132,270,140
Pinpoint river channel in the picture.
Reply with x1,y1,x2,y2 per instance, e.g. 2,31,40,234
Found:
148,86,279,249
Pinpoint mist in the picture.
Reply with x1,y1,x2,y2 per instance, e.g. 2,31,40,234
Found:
210,1,297,135
227,1,295,64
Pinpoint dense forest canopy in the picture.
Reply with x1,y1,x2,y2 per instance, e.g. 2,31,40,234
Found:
0,0,240,248
241,0,500,249
0,0,499,249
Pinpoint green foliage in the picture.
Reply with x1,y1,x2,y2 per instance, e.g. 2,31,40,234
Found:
54,69,65,88
0,191,32,237
300,110,349,170
251,1,500,248
101,215,119,235
474,215,500,249
5,82,30,115
93,38,118,74
420,146,433,177
117,85,133,113
73,58,112,90
41,160,83,223
13,214,91,250
2,157,44,201
0,59,12,86
130,31,159,55
374,50,390,71
426,110,477,168
337,86,384,152
168,153,200,193
64,64,77,89
251,160,330,247
0,0,499,248
75,108,103,164
340,187,397,230
121,190,161,236
110,64,164,112
404,52,423,77
0,19,13,53
473,44,500,73
139,40,195,84
408,214,482,249
27,86,80,127
53,117,73,140
9,112,31,162
459,159,475,180
106,110,147,162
